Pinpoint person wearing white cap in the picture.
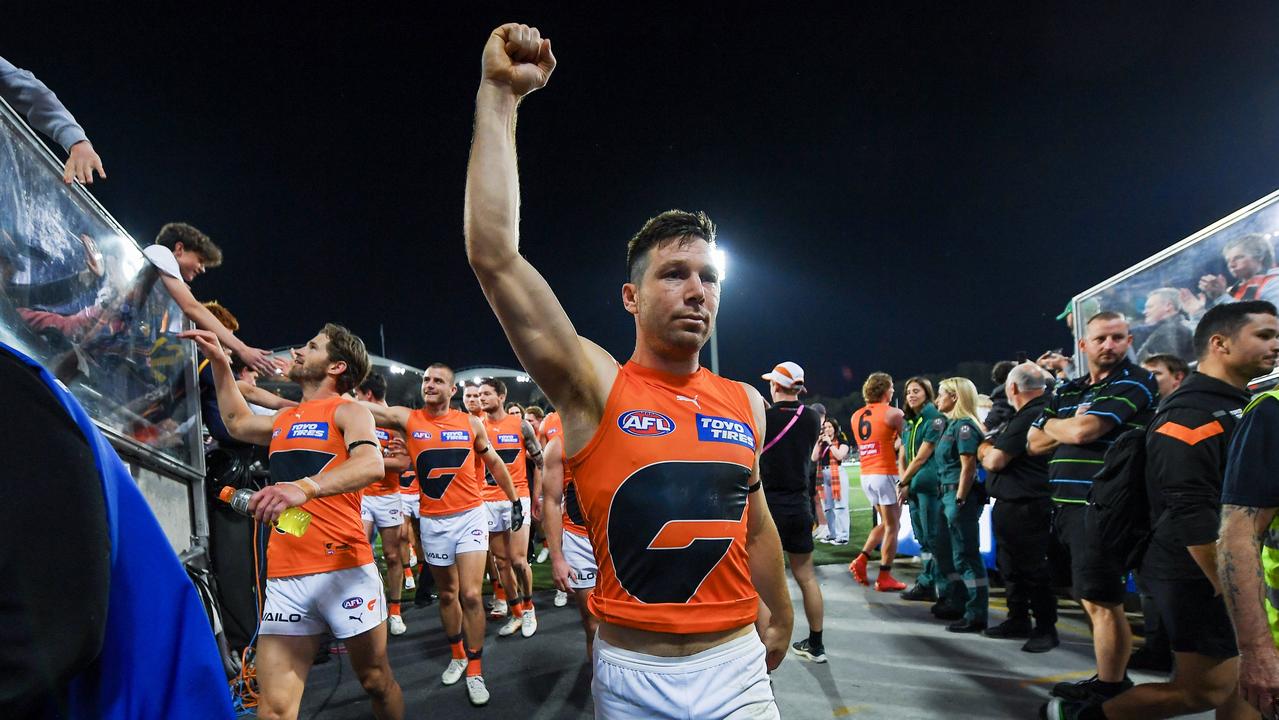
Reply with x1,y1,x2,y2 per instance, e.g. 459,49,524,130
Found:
759,362,827,664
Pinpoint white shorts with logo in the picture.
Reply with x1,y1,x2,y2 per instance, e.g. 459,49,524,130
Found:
420,505,489,566
485,495,531,533
861,473,901,507
592,631,778,720
400,492,420,519
562,530,598,590
361,493,402,529
259,563,387,640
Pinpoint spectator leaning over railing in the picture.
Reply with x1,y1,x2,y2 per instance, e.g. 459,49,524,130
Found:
1030,311,1160,706
0,56,105,184
1048,301,1279,719
141,222,280,377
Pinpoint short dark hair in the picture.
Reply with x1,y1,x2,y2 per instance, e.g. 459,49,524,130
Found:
625,210,717,283
321,323,370,394
1193,301,1278,359
480,377,508,397
1086,310,1126,328
426,362,454,384
155,222,222,267
1141,353,1190,378
358,371,388,401
991,360,1016,385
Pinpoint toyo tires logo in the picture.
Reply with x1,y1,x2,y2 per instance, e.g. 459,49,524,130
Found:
618,410,676,437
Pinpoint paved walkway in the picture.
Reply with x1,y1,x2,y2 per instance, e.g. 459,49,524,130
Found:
297,565,1206,719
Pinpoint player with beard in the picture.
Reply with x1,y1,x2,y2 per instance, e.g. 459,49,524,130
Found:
183,325,403,720
359,364,522,707
465,24,792,718
478,377,544,638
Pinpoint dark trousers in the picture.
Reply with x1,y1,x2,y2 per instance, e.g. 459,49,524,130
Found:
992,497,1057,628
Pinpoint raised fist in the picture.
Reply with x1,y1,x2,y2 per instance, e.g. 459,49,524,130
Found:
482,23,556,98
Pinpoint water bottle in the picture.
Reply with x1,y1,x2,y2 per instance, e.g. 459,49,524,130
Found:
218,486,312,537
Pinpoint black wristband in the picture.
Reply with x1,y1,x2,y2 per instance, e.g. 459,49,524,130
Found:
747,481,762,493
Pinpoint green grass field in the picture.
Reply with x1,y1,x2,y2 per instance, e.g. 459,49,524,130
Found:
386,464,883,596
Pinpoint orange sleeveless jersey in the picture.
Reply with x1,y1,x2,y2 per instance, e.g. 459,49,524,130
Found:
405,408,484,517
267,395,375,578
542,412,588,538
363,427,401,497
851,402,900,474
567,362,759,634
481,413,528,502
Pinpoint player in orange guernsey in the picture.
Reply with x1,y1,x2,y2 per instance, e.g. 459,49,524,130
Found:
465,24,793,719
478,377,544,638
353,372,411,636
463,382,484,416
849,372,909,592
183,325,403,720
359,363,521,708
540,411,600,661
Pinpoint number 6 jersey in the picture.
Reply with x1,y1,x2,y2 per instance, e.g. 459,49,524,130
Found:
567,361,760,634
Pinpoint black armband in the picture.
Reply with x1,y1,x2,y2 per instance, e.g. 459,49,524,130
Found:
348,440,378,452
747,481,762,493
477,444,491,455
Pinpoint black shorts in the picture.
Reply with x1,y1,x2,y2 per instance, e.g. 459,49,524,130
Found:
1054,503,1126,604
771,509,815,555
1146,576,1239,658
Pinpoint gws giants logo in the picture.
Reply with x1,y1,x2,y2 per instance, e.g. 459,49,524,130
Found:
618,410,676,437
341,596,363,610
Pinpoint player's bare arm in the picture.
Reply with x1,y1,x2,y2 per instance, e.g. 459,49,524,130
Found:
182,329,277,445
248,401,386,525
540,436,574,592
741,383,794,671
521,419,544,469
356,400,413,432
471,415,519,503
465,23,617,447
236,381,298,411
382,428,411,474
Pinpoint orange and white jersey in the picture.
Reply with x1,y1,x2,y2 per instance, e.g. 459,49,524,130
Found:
542,412,588,538
405,408,484,517
851,402,900,475
568,361,760,634
482,413,528,501
363,427,402,497
267,395,374,579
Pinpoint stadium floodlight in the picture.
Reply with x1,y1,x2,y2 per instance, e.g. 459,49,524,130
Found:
389,364,406,375
709,246,727,374
712,246,728,281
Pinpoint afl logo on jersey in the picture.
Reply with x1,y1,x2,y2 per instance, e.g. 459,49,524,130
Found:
618,410,676,437
412,430,433,440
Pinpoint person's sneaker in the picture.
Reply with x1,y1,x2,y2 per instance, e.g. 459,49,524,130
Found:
536,546,550,564
498,615,523,637
553,590,568,607
1040,697,1097,719
900,584,936,602
1022,628,1060,654
874,572,907,592
404,572,416,591
441,658,467,686
521,607,538,637
830,539,849,545
1051,674,1133,703
983,617,1032,639
488,599,508,620
466,675,490,707
946,618,987,633
849,554,870,585
388,615,407,636
1127,646,1173,673
791,639,827,663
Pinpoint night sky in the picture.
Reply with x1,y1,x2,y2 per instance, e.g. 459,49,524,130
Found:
7,4,1279,397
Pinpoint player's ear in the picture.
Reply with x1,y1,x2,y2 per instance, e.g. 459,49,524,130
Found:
621,282,638,316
